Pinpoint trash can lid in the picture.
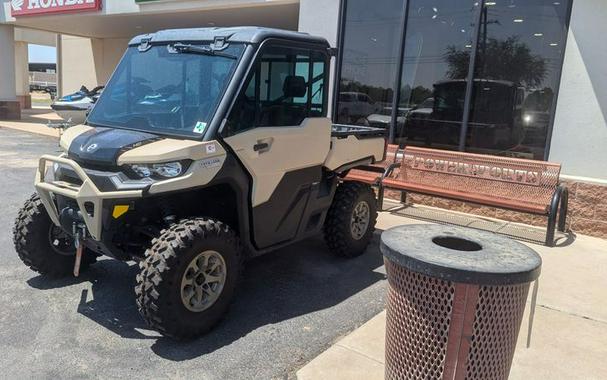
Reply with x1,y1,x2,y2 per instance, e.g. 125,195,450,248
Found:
380,224,541,285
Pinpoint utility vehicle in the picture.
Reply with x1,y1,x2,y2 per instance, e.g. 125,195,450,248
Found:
13,27,386,339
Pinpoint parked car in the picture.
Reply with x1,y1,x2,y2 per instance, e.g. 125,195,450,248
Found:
400,80,525,149
337,92,380,124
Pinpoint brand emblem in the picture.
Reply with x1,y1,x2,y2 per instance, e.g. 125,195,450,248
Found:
11,0,24,11
81,143,99,153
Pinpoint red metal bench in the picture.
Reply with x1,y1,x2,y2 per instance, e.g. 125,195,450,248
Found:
377,146,569,246
343,144,400,185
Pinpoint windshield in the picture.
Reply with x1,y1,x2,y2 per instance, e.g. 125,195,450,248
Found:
87,43,245,138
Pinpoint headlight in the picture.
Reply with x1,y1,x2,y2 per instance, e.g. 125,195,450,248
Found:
130,162,184,179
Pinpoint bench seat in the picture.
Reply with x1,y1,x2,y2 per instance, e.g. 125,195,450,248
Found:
381,179,548,214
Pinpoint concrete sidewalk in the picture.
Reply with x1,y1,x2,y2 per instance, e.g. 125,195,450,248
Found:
297,212,607,380
0,108,62,138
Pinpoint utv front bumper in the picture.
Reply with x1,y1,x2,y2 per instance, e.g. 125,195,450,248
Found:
35,155,143,241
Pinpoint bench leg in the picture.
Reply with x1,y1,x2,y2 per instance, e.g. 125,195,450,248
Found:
377,184,385,211
546,186,565,247
546,214,557,247
400,191,407,204
558,187,569,232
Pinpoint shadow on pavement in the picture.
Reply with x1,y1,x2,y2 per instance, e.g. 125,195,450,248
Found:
27,233,386,360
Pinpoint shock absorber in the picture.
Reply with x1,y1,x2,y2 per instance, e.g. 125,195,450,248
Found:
158,198,177,226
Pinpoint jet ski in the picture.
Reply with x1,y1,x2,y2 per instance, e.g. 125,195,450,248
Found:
51,85,104,124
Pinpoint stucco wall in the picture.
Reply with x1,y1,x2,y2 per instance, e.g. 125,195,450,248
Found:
59,35,128,95
298,0,340,116
0,24,16,101
14,41,29,96
549,0,607,181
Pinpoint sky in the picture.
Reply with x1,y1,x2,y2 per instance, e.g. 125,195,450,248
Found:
28,44,56,63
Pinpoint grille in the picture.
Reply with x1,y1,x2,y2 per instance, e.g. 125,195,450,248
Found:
384,258,531,380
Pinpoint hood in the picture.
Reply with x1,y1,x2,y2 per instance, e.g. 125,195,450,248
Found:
68,127,161,167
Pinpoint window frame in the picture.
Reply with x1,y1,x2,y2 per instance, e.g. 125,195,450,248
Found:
220,39,330,137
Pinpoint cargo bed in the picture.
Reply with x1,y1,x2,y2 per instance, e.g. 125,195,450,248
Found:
325,124,387,173
331,124,388,139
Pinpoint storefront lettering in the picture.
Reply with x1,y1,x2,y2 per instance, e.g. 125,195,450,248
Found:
410,156,539,184
12,0,101,16
27,0,95,10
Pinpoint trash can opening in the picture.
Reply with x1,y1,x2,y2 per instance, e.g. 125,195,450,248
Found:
432,236,483,252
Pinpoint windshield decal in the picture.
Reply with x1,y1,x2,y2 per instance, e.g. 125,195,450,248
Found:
193,121,208,134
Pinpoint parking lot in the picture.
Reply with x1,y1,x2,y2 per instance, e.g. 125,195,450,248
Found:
0,127,387,379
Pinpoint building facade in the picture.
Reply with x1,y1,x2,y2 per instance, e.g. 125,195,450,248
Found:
1,0,606,237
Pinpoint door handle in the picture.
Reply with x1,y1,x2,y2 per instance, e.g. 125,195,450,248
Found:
253,142,270,152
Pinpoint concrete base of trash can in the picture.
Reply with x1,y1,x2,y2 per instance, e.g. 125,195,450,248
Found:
380,225,541,380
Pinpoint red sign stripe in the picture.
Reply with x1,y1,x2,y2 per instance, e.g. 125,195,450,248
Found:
11,0,102,17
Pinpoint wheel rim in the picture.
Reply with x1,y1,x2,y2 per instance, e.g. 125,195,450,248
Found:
48,225,75,256
180,250,227,312
350,201,371,240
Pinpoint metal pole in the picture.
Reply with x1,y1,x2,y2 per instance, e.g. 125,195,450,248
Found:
388,0,411,145
332,0,347,121
458,1,485,151
55,34,62,98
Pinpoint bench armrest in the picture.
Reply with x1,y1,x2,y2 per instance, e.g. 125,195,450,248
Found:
354,165,387,174
380,162,401,182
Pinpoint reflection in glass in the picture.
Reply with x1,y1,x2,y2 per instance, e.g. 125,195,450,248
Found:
336,0,571,161
465,0,570,159
395,0,479,150
336,0,405,127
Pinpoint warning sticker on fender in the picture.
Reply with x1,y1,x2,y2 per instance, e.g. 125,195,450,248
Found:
205,144,217,154
199,157,222,169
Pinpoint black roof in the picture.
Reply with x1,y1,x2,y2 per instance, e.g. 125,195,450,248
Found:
129,26,329,47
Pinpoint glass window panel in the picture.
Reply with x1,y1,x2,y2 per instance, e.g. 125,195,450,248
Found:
336,0,405,127
466,0,571,159
396,0,480,149
224,46,327,135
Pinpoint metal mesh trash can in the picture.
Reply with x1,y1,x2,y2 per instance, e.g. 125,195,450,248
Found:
380,225,541,380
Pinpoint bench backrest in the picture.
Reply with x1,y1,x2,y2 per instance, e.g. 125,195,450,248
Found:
385,144,399,164
395,146,561,207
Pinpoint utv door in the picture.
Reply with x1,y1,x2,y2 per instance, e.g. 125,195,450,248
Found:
222,43,331,249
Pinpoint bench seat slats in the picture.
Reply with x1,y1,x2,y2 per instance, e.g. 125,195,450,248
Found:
382,179,548,214
344,169,380,184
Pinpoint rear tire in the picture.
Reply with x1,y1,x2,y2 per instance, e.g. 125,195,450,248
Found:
13,193,97,277
135,217,243,340
324,182,378,258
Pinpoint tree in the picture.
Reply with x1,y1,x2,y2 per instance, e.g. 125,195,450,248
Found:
445,36,547,87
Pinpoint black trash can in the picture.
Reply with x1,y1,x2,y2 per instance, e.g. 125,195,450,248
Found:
380,224,541,380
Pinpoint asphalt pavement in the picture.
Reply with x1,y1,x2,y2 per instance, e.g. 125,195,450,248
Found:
0,127,387,379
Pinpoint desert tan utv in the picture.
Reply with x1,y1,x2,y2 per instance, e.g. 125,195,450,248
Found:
13,27,386,339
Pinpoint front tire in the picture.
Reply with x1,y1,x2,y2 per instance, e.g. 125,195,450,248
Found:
13,193,97,277
135,218,243,340
324,182,378,258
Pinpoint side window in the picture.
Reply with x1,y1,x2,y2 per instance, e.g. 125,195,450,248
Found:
224,45,328,136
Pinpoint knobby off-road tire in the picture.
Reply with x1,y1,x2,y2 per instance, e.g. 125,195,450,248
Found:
324,182,378,258
135,217,243,340
13,193,97,277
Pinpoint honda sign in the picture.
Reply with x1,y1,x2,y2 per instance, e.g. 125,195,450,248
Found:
11,0,102,17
